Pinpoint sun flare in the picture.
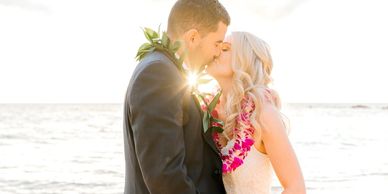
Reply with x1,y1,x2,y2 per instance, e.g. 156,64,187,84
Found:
187,73,198,87
186,72,219,94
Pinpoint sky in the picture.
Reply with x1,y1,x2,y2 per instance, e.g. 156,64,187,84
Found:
0,0,387,103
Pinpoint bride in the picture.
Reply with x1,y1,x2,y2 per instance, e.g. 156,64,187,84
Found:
206,31,306,194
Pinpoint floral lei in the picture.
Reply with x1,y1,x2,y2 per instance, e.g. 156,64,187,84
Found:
204,96,256,174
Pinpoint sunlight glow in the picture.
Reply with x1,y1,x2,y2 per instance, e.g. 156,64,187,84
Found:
187,72,198,87
186,72,219,94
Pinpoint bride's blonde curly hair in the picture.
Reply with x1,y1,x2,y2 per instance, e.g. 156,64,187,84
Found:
223,31,281,140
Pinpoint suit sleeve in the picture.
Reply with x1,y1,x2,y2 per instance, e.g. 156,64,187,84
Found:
128,60,199,194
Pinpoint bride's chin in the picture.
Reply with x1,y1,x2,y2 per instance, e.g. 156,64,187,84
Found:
206,71,214,77
206,68,216,77
207,72,220,81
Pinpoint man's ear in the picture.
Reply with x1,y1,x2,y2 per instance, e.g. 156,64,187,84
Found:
183,29,201,49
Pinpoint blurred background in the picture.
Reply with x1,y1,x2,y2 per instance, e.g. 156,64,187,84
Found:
1,0,387,193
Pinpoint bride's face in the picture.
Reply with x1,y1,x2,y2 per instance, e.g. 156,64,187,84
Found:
206,35,233,79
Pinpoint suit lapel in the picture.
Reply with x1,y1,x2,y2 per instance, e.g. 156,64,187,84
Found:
191,94,220,155
203,129,220,155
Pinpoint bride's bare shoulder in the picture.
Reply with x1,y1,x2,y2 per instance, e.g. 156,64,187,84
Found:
262,88,281,109
258,92,284,133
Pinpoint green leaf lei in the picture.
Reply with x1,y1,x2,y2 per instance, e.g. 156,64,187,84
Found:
136,27,224,133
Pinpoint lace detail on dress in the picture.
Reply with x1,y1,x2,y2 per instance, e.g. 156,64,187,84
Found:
223,148,273,194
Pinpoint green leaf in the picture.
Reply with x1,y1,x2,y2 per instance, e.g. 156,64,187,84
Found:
143,29,153,42
200,92,214,96
209,126,224,133
171,40,181,52
211,117,224,126
154,44,164,51
138,43,152,52
136,53,146,61
161,32,169,47
136,49,147,60
153,32,159,39
208,91,222,112
148,47,155,52
197,94,208,106
142,27,159,44
202,112,210,132
135,45,155,61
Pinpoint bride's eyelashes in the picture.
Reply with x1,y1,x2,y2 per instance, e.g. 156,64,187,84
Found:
221,42,231,52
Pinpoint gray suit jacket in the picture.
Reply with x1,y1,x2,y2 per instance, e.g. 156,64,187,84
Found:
123,50,225,194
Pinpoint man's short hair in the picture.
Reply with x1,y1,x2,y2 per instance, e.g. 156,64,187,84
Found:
167,0,230,38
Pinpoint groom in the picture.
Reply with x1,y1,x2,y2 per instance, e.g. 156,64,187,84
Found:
123,0,230,193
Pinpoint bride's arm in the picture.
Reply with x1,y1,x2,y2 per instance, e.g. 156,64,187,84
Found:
258,104,306,194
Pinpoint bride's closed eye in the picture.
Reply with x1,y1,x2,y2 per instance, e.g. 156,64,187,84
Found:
221,42,231,52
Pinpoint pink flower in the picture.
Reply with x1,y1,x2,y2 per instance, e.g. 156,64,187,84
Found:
233,142,241,150
230,157,243,169
240,113,249,122
242,138,254,149
222,164,228,172
211,109,218,118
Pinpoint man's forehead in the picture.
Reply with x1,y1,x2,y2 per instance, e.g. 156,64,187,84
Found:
205,31,225,43
202,22,228,41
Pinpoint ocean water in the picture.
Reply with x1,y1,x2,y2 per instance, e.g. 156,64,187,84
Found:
0,104,387,194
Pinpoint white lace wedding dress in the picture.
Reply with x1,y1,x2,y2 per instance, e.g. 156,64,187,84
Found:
222,147,273,194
